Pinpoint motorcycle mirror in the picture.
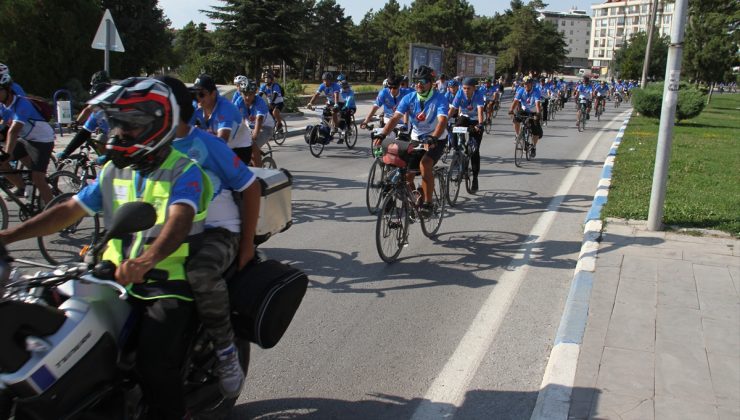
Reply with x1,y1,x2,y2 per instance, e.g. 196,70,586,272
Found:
90,202,157,263
107,202,157,239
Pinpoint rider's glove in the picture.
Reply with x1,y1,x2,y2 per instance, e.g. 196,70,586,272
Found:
372,133,386,142
56,151,67,160
427,136,439,143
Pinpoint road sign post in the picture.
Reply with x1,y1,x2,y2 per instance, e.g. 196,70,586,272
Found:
92,9,125,76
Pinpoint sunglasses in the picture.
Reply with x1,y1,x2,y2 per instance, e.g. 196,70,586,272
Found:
387,85,399,89
197,90,209,99
414,78,431,85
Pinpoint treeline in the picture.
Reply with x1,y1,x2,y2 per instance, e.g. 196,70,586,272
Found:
0,0,568,99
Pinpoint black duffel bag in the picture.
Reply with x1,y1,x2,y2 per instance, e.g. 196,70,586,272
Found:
227,259,308,349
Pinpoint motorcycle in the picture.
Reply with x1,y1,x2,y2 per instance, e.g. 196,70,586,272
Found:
0,202,248,419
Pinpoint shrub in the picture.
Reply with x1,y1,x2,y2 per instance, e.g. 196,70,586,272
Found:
282,79,304,113
631,82,706,122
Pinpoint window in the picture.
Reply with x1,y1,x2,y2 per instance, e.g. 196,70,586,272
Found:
586,49,589,54
617,16,625,25
663,15,671,25
617,27,624,37
641,4,649,14
570,30,574,35
632,16,639,25
607,39,613,48
600,29,607,37
608,28,615,37
609,18,616,26
665,3,674,12
594,40,599,47
562,20,566,26
587,30,590,36
571,21,574,26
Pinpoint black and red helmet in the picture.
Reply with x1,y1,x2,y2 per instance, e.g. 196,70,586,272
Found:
88,77,179,171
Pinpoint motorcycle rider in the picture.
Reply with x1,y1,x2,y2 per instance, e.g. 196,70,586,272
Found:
0,77,212,420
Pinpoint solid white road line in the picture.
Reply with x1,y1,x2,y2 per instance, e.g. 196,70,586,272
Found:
410,110,632,420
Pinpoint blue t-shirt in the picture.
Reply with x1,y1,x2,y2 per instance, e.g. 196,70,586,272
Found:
11,83,26,97
316,82,343,105
172,127,256,232
340,88,356,110
395,89,449,139
452,89,485,121
514,87,541,113
0,96,54,142
232,91,243,106
192,94,249,148
235,95,273,129
375,88,403,119
400,87,415,97
259,82,284,104
479,85,500,101
577,85,593,99
74,151,204,216
82,110,109,136
444,90,457,106
595,85,609,96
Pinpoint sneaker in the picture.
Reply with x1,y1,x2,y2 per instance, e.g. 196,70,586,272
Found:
420,202,434,218
215,344,245,398
530,147,536,158
471,176,479,193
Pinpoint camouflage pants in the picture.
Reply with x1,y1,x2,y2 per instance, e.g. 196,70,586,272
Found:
186,227,240,349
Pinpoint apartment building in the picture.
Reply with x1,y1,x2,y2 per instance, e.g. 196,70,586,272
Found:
590,0,677,77
539,9,592,74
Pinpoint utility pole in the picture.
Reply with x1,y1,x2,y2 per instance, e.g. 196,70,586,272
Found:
647,0,689,231
641,0,660,87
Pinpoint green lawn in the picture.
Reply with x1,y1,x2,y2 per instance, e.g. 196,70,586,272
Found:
301,83,382,95
603,93,740,236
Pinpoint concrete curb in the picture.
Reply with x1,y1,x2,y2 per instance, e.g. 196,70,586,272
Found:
530,116,631,420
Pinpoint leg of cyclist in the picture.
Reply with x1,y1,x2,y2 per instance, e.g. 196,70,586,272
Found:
10,139,53,204
470,124,483,192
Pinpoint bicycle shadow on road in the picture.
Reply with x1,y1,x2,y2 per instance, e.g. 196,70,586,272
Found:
233,385,602,420
447,189,593,218
290,171,367,192
292,200,370,225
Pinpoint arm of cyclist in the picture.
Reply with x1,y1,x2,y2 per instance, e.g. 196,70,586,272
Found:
238,181,261,269
306,92,319,108
361,105,381,129
0,199,88,244
252,115,265,139
1,120,23,158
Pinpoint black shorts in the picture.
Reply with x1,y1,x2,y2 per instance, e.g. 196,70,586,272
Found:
515,112,543,137
12,139,53,172
408,140,446,171
270,102,284,112
232,146,252,166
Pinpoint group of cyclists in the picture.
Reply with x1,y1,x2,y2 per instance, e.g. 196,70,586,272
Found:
0,57,639,416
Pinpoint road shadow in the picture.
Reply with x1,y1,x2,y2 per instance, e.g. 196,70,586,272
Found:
290,171,366,192
232,385,602,420
447,189,592,218
292,200,369,224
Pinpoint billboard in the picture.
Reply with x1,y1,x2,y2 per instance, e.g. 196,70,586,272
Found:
456,53,497,78
409,43,444,77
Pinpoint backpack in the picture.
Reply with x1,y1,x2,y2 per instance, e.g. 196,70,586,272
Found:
23,96,55,122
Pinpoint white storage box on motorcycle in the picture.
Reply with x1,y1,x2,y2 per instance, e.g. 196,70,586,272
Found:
249,167,292,245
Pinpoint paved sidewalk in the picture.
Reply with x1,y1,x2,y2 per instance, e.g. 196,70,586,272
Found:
569,219,740,420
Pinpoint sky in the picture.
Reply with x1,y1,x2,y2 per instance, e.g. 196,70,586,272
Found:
159,0,599,29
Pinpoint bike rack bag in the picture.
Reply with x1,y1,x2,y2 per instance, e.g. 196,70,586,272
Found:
249,167,293,245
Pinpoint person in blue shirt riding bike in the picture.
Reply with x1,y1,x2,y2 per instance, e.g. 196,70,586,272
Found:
56,79,112,164
574,76,594,126
306,72,344,135
373,65,449,218
235,78,274,166
594,80,609,115
258,71,285,132
360,75,407,132
452,77,485,192
508,76,543,158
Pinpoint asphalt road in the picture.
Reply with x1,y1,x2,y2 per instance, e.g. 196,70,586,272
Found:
3,95,632,419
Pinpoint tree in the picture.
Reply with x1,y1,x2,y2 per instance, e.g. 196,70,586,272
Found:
173,22,216,81
0,0,100,97
613,31,669,81
498,0,565,75
684,0,739,86
100,0,175,77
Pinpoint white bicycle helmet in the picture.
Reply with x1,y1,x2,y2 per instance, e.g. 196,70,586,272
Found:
0,74,12,88
0,63,8,77
233,75,248,86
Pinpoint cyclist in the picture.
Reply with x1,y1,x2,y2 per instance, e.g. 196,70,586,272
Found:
437,73,449,94
508,76,543,158
399,75,414,97
236,77,273,166
339,80,356,139
575,76,594,126
232,75,248,105
537,77,550,122
161,75,261,400
56,79,112,163
452,77,485,192
479,78,501,123
0,74,55,204
360,74,405,131
258,71,285,132
192,74,253,165
306,72,344,134
373,65,449,217
71,71,111,128
0,63,26,96
594,80,609,116
445,79,460,116
1,77,212,419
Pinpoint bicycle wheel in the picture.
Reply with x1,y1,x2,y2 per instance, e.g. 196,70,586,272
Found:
0,197,8,229
261,156,277,169
524,133,533,161
484,117,492,135
463,157,474,194
445,152,463,207
375,193,408,263
420,169,446,238
366,159,386,215
514,134,525,167
273,121,287,145
48,170,82,195
308,126,324,158
38,192,101,265
344,122,358,149
492,104,499,118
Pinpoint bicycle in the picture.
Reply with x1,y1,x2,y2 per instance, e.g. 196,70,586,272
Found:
304,105,358,158
614,92,622,108
261,140,278,169
55,145,101,192
271,114,288,146
594,96,606,121
512,112,535,167
374,140,446,263
446,125,477,206
364,124,397,215
0,158,99,265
